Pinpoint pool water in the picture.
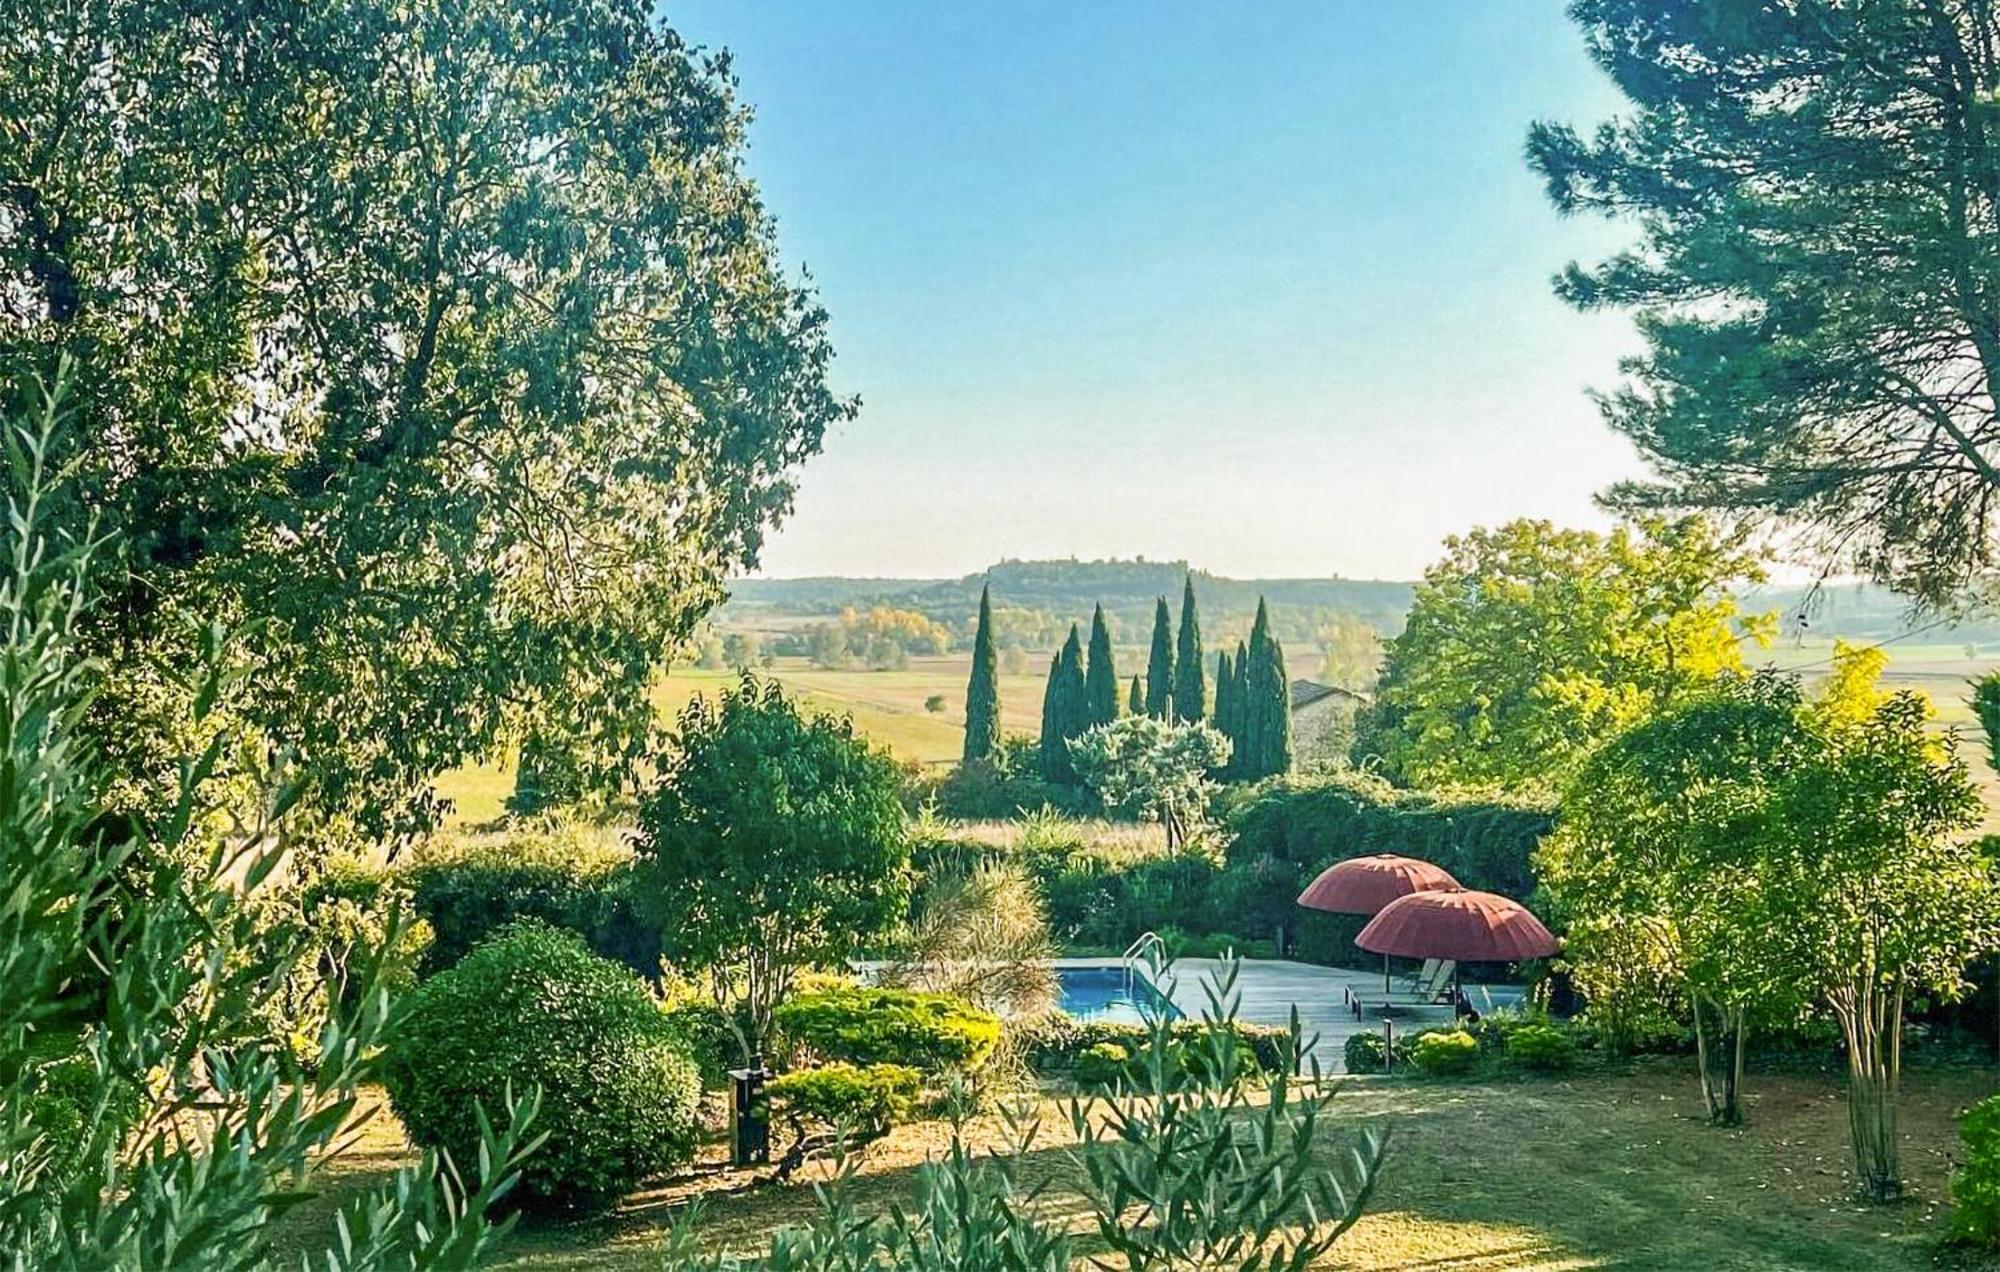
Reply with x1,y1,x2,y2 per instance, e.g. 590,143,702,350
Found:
1055,966,1182,1025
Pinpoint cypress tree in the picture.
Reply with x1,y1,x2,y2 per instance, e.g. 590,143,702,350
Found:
1242,599,1293,779
1127,675,1144,715
1144,597,1174,718
1173,576,1206,723
1213,647,1235,776
1041,625,1087,784
962,583,1001,765
1230,638,1252,777
1083,604,1119,728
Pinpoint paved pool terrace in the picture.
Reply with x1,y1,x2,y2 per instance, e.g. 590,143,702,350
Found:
1053,956,1525,1073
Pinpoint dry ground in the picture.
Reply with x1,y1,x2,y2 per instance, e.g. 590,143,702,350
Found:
279,1062,2000,1271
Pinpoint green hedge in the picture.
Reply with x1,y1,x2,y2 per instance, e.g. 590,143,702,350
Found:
401,836,653,977
1223,772,1552,899
774,987,1002,1074
1019,1015,1291,1076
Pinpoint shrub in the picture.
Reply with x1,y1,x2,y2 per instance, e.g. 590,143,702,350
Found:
1225,773,1553,904
1409,1030,1481,1077
1343,1030,1405,1075
402,829,650,976
1504,1023,1578,1073
1074,1042,1133,1089
381,921,702,1215
1953,1094,2000,1247
774,986,1002,1074
765,1063,922,1139
1018,1016,1289,1079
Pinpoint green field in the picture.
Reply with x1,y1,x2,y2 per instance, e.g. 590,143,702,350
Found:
435,641,2000,827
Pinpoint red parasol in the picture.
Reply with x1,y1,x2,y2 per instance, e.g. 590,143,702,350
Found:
1297,854,1458,916
1355,888,1559,963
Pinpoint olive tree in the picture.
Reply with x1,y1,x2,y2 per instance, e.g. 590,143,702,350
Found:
1069,715,1231,851
635,675,911,1064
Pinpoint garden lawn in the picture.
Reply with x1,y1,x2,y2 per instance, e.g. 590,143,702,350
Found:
284,1061,2000,1270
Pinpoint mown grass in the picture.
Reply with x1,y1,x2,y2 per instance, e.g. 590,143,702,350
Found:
280,1062,1998,1270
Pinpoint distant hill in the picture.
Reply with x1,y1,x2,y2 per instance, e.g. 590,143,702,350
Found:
726,559,2000,648
724,559,1416,645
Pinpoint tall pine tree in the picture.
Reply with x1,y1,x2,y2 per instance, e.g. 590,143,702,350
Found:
1040,625,1087,784
1083,604,1119,728
1144,597,1175,719
1213,647,1235,777
962,583,1001,765
1228,638,1252,779
1127,675,1144,715
1173,576,1205,723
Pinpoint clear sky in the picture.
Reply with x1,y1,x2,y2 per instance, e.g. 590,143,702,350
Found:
671,1,1647,582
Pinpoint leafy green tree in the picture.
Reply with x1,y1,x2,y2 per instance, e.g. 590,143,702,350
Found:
963,585,1002,765
1145,597,1176,719
1357,517,1770,789
0,0,850,835
1539,672,1814,1126
1973,670,2000,778
1530,1,2000,606
0,398,535,1267
1069,716,1231,850
1174,576,1207,723
635,675,911,1062
1040,626,1087,785
1083,604,1120,728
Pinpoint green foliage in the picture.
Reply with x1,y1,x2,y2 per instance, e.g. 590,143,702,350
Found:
1229,600,1292,781
1074,1042,1134,1089
382,922,702,1216
1068,715,1231,849
663,1001,741,1091
774,987,1002,1074
0,400,533,1267
1039,627,1088,785
1343,1030,1404,1075
1018,1015,1291,1077
1505,1024,1578,1073
1146,596,1176,719
635,674,911,1062
1952,1095,2000,1248
1174,576,1207,723
507,731,585,818
1225,770,1551,901
1530,1,2000,606
402,829,649,977
884,852,1056,1018
1408,1030,1481,1077
1084,605,1120,729
1973,671,2000,780
927,744,1090,820
1357,518,1768,789
2,0,850,837
963,585,1002,765
767,1063,923,1140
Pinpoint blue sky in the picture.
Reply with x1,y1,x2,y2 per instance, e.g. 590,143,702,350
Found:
672,2,1645,581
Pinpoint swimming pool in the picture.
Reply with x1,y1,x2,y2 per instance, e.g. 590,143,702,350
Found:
1055,965,1182,1025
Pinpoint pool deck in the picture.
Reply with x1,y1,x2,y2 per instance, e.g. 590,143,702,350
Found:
1053,956,1520,1072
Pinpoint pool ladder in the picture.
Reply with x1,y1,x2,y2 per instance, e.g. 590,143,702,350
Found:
1121,930,1165,996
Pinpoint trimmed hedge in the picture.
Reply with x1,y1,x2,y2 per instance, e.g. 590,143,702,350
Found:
1224,772,1552,900
1409,1029,1480,1076
381,922,701,1215
774,987,1002,1074
766,1063,922,1139
1019,1015,1291,1076
1504,1023,1578,1072
401,837,653,977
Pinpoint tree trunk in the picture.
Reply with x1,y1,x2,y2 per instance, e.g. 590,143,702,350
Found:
1691,992,1746,1126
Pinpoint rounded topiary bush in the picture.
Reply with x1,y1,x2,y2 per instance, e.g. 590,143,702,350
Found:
1074,1041,1133,1089
1409,1029,1481,1077
773,986,1002,1073
381,921,701,1215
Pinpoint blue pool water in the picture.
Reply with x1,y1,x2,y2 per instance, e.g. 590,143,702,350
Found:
1055,966,1182,1025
